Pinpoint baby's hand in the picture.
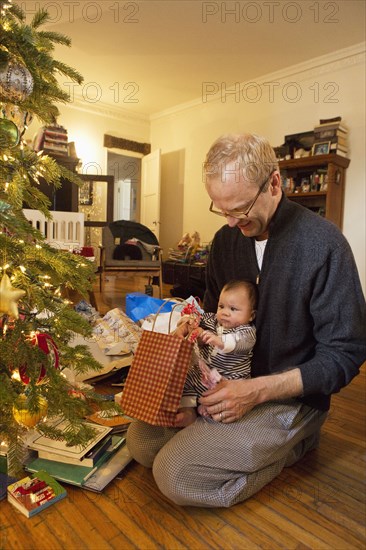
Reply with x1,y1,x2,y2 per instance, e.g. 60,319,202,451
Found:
174,315,191,338
200,331,224,349
175,315,200,339
175,407,198,427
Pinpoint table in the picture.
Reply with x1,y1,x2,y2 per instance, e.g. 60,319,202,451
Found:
162,260,206,300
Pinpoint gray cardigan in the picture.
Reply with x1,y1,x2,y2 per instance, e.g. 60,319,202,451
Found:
204,195,366,411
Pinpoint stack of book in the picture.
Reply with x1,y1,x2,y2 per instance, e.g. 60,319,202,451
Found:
33,124,69,156
25,418,132,493
7,471,67,518
313,117,348,157
168,247,191,262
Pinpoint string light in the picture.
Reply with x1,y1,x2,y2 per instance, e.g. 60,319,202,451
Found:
1,0,13,10
11,370,21,382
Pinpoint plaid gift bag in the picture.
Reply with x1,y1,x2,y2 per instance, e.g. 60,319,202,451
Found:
121,303,194,426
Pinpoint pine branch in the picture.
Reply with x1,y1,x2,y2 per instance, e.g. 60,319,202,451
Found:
30,8,50,30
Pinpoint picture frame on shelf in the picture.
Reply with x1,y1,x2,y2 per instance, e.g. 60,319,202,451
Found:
312,141,330,156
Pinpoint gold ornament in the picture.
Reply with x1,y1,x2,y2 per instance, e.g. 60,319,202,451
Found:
0,273,26,319
0,117,20,148
13,394,48,428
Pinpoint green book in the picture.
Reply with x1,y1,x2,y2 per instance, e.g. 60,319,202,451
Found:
25,435,126,487
26,457,92,487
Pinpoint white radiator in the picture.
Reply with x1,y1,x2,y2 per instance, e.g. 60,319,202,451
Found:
23,209,85,251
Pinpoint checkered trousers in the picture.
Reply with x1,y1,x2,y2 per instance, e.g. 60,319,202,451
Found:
126,400,327,507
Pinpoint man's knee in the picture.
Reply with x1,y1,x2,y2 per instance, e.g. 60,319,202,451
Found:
126,420,179,468
152,443,193,505
126,421,155,467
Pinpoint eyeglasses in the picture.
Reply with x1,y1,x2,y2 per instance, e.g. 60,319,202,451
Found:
209,170,275,220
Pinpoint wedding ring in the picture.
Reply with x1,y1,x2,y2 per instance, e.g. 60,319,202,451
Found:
219,411,223,421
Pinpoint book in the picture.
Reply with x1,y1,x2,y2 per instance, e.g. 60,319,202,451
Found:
327,135,348,146
0,472,18,501
37,434,113,467
25,436,130,492
28,418,112,461
86,410,132,432
319,116,342,125
80,356,132,384
330,148,348,158
7,471,67,518
26,458,94,487
82,442,132,493
330,142,348,153
314,128,348,140
314,122,348,133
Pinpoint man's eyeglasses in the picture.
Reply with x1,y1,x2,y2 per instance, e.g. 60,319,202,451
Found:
209,170,275,220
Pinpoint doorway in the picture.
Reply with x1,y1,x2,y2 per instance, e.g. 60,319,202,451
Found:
107,152,142,222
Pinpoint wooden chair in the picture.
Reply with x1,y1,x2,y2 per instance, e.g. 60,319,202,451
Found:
99,220,163,297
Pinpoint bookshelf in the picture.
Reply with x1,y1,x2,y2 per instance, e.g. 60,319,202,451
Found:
279,153,350,229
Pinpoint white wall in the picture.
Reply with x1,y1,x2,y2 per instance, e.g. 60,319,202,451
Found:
151,44,366,292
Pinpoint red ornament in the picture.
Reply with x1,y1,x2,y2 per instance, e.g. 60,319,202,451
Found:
19,332,59,385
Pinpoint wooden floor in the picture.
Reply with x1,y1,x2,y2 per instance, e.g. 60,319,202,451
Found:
2,274,365,550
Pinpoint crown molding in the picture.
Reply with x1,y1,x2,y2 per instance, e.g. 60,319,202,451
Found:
150,42,366,121
64,96,150,125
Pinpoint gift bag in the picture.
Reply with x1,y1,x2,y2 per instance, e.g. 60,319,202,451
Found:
121,302,194,426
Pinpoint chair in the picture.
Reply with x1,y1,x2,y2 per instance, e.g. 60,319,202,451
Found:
99,220,163,297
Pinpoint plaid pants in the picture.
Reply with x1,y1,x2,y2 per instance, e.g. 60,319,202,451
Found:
126,399,327,507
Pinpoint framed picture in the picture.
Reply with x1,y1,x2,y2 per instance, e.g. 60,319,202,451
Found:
78,181,93,205
312,141,331,156
79,174,114,225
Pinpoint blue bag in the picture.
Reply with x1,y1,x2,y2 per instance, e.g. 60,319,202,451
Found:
125,292,175,322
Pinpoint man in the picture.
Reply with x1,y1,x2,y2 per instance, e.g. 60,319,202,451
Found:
126,133,366,507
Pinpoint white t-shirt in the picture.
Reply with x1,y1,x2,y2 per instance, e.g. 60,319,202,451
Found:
255,239,268,271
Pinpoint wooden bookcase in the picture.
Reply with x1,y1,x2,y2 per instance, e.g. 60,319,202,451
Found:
279,154,350,229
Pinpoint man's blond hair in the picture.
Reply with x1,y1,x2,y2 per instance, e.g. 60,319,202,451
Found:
204,133,279,190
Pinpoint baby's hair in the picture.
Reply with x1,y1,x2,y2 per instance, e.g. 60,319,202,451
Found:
221,280,258,310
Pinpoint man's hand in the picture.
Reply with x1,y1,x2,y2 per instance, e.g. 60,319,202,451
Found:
199,378,259,422
199,368,303,423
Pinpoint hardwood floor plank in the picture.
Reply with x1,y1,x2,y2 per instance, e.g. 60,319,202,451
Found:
215,504,300,549
260,472,365,547
0,504,65,550
116,471,222,549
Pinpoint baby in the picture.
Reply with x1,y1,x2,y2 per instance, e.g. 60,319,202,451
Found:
175,279,257,427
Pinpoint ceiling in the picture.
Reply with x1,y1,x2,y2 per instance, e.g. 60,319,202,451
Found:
33,0,365,117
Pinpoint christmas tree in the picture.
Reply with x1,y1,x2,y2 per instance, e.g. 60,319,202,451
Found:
0,1,116,472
